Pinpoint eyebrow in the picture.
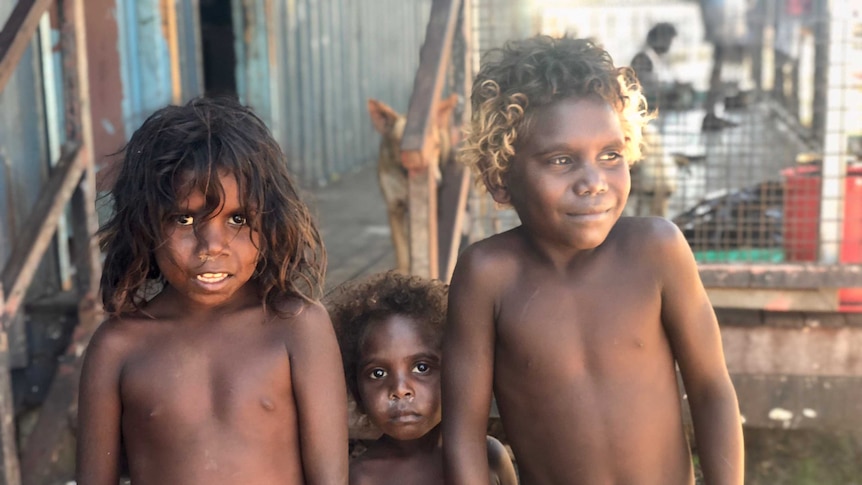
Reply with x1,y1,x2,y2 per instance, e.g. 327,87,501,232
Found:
358,351,441,370
532,139,626,155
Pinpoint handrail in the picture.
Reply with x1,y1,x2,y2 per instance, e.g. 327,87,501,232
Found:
0,141,83,327
0,0,53,93
400,0,462,170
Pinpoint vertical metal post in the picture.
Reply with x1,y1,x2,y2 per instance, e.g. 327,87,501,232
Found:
0,284,21,485
819,0,851,263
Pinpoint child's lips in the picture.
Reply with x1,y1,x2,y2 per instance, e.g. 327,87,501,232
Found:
389,411,423,424
195,272,231,284
566,207,611,221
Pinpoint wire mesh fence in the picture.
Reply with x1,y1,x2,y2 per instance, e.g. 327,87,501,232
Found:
466,0,862,305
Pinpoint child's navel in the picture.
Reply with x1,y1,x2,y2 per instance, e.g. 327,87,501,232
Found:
260,398,276,411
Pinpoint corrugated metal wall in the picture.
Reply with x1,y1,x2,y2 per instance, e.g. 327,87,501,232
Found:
235,0,433,187
115,0,203,140
1,0,439,302
0,7,60,302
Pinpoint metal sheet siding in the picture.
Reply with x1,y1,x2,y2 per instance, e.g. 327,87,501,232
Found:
239,0,432,187
116,0,202,138
0,7,59,298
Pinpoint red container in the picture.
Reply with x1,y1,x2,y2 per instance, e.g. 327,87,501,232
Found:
782,164,862,312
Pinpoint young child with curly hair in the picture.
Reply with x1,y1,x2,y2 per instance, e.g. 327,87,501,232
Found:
329,271,517,485
77,97,347,485
443,36,743,485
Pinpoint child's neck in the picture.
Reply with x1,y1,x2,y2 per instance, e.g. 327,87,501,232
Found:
517,226,601,272
376,424,442,457
153,281,261,320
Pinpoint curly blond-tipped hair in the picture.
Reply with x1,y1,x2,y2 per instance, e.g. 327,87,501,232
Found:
461,35,653,194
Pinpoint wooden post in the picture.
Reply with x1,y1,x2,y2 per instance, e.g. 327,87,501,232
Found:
401,0,462,279
0,284,22,485
438,0,474,283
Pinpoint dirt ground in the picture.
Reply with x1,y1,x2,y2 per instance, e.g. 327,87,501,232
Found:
743,428,862,485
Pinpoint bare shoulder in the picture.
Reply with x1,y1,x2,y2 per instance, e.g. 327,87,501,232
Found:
269,298,331,330
85,315,150,362
486,436,518,485
269,298,338,352
454,228,524,284
613,216,689,260
485,435,509,469
81,314,157,383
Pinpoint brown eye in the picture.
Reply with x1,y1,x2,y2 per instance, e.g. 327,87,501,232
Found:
413,363,431,374
599,152,623,164
548,156,573,165
229,214,248,226
176,215,194,226
369,368,387,379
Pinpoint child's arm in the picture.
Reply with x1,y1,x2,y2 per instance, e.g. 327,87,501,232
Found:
655,220,744,485
486,436,518,485
76,321,125,485
289,302,349,484
442,248,497,485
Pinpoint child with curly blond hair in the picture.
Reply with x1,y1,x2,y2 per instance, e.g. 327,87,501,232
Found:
329,272,517,485
443,36,743,485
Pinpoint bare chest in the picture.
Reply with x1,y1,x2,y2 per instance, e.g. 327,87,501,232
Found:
120,329,294,432
355,454,443,485
494,266,667,381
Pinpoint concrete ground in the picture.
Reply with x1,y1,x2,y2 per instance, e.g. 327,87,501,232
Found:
304,163,398,293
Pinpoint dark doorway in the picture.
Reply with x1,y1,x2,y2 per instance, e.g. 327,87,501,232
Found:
199,0,237,97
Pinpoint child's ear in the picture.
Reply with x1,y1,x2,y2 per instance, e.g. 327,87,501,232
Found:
483,170,511,205
367,99,400,134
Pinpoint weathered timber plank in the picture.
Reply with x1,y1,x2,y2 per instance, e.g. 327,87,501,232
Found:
722,326,862,376
438,162,470,282
0,285,21,485
732,374,862,431
400,0,462,162
0,142,83,326
409,170,436,278
699,263,862,289
401,0,462,277
0,0,53,93
706,287,839,312
437,0,473,284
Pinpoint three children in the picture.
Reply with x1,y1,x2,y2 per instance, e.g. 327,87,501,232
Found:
77,34,742,485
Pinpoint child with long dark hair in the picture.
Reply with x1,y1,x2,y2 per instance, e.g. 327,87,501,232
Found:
77,97,348,485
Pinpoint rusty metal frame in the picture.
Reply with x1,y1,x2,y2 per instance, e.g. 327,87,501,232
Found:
0,0,102,482
0,0,53,93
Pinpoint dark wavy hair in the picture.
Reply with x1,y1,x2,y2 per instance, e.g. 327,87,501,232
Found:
99,96,325,316
461,35,651,195
327,271,448,404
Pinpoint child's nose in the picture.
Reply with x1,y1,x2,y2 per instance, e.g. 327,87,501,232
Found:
574,163,608,196
197,222,229,257
389,375,414,400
